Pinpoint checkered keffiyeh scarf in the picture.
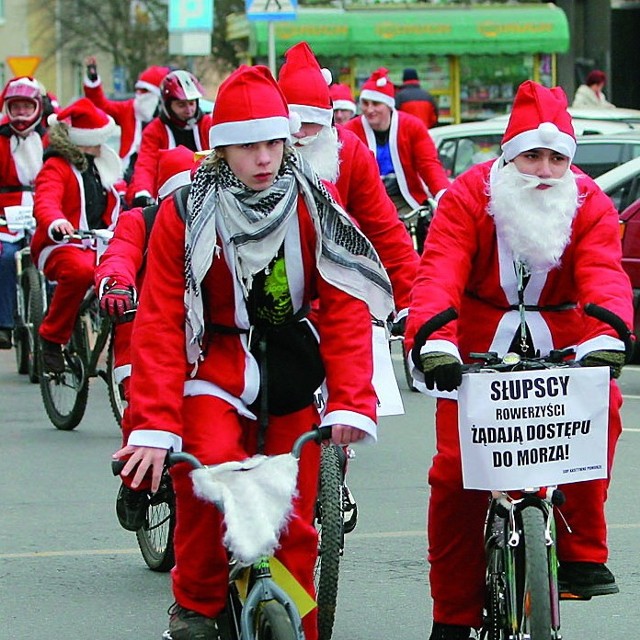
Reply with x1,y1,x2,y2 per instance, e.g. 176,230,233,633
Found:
183,151,393,364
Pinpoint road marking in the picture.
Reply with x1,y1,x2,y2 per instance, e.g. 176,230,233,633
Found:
2,522,639,559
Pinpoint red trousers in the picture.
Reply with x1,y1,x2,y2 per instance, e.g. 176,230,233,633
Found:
171,395,321,640
39,247,96,344
428,383,623,628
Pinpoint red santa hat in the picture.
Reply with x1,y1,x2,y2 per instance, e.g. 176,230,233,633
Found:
501,80,576,162
278,41,333,127
359,68,395,109
329,83,356,115
209,65,300,148
48,97,116,147
156,145,197,200
135,65,171,96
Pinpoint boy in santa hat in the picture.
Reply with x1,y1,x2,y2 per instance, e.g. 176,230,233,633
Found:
83,56,171,182
32,97,122,373
405,80,633,640
328,82,356,125
126,69,212,208
0,76,46,349
113,64,392,640
343,67,449,217
278,41,418,320
95,145,198,531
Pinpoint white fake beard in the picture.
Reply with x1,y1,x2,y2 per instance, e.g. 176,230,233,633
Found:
295,126,341,183
11,134,43,185
489,162,579,273
134,92,159,122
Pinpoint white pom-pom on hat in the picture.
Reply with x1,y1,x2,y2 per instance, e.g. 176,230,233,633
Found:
321,68,332,86
376,78,387,88
537,122,559,144
47,113,59,127
288,111,302,135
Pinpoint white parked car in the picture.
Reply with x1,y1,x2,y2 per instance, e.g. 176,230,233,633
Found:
595,155,640,212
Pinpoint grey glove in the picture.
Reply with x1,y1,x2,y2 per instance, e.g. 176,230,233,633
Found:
420,351,462,392
581,349,626,379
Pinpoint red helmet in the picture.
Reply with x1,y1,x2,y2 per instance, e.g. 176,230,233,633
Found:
160,70,204,125
2,76,43,135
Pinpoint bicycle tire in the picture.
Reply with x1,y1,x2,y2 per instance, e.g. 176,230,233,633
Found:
14,277,29,375
483,508,509,640
106,330,127,428
519,506,553,640
24,267,44,384
39,318,89,430
314,444,343,640
136,472,176,572
254,600,296,640
402,351,419,392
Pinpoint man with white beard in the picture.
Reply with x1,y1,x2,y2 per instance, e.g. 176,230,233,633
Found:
278,42,419,317
405,80,633,640
83,56,170,183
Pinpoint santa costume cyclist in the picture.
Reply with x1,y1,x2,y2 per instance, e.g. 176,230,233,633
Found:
405,80,633,640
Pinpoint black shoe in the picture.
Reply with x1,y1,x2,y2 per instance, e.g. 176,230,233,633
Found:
167,603,220,640
558,561,619,598
41,338,64,373
429,622,472,640
0,328,12,349
115,483,149,531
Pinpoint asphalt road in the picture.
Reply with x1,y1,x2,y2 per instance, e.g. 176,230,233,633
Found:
2,343,639,639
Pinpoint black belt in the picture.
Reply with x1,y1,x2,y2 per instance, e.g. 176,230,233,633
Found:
0,185,33,193
465,290,576,313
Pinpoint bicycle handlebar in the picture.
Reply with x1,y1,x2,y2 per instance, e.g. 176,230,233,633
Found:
51,227,113,243
111,425,333,476
411,303,635,371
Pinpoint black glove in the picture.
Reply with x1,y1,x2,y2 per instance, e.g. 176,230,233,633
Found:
86,63,98,83
580,349,626,379
420,351,462,392
390,315,406,337
132,195,155,208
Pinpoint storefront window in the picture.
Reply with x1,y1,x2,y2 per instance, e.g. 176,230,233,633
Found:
459,54,534,121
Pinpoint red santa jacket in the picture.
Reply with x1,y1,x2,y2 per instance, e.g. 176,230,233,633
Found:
32,150,121,270
0,123,45,242
127,190,377,451
343,110,449,208
405,160,633,382
335,125,419,312
83,81,140,168
126,115,212,204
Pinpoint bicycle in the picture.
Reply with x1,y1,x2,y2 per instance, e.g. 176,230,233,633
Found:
399,200,434,255
114,425,334,640
38,228,126,431
413,303,634,640
0,209,44,383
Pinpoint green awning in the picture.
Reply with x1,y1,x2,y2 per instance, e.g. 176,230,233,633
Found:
228,3,569,58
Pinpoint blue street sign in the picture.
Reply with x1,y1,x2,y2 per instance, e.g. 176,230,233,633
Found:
245,0,297,22
169,0,214,32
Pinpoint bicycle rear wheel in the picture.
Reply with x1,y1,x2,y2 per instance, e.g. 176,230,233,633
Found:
106,330,127,428
39,320,89,430
519,506,553,640
314,444,344,640
136,472,176,572
23,267,44,383
254,600,296,640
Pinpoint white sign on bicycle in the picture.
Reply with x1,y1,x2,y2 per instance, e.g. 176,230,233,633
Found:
458,367,610,490
4,205,35,232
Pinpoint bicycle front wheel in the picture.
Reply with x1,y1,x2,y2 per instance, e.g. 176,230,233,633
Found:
39,321,89,430
519,506,553,640
24,267,44,383
254,601,296,640
136,472,175,572
106,330,127,428
314,444,344,640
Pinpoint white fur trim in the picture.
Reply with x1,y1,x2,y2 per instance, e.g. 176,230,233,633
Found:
575,335,626,361
158,169,192,200
289,104,333,127
134,189,153,199
359,88,395,109
209,116,291,147
332,99,356,114
191,453,299,564
184,379,257,420
321,68,333,85
83,76,101,89
48,218,69,242
321,410,377,442
502,123,576,162
93,144,123,188
127,429,183,452
134,80,162,96
67,117,117,147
